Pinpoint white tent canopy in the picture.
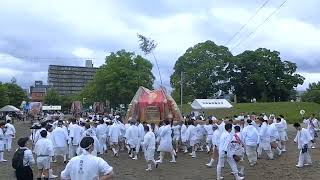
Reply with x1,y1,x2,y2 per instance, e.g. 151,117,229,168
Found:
0,105,20,112
191,99,233,110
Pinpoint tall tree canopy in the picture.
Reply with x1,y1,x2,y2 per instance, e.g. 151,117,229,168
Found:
230,48,304,102
0,83,10,108
0,82,27,107
79,50,154,107
44,89,61,105
302,82,320,104
170,40,233,102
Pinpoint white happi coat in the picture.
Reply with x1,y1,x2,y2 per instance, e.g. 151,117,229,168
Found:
242,125,260,146
51,126,69,155
34,128,46,143
230,132,245,156
268,123,279,142
108,124,121,143
172,125,181,140
125,125,140,148
181,124,188,143
211,128,221,148
96,124,108,140
138,123,145,142
142,131,156,161
69,124,83,146
34,137,54,157
0,128,5,151
275,121,287,141
196,124,205,142
218,131,233,157
186,124,197,146
204,124,214,143
157,125,173,152
5,123,15,137
258,122,271,150
303,118,319,139
61,150,113,180
294,128,313,149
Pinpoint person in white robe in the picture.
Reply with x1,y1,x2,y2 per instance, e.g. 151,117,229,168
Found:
196,120,206,152
51,120,69,163
45,124,58,178
204,119,214,153
4,119,15,152
108,121,121,157
69,118,83,159
61,136,114,180
217,123,244,180
275,117,287,151
141,126,158,171
279,115,288,141
180,120,188,153
231,125,245,177
0,122,7,162
156,120,176,163
185,120,198,158
293,123,313,168
242,119,259,166
206,124,219,167
125,120,140,160
303,113,319,148
171,121,181,153
257,117,273,159
268,119,282,156
96,120,108,155
136,120,145,156
78,123,100,156
34,130,54,180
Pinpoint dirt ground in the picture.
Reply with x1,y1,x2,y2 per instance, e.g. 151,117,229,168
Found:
1,121,320,180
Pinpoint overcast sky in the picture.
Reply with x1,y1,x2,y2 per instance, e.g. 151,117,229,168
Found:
0,0,319,91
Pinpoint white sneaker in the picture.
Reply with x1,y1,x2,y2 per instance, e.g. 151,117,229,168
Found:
311,146,315,149
132,156,138,160
50,174,58,179
169,160,176,163
184,150,188,153
304,163,312,166
296,164,303,168
217,176,224,180
205,163,212,167
282,149,287,152
146,168,152,172
0,159,7,162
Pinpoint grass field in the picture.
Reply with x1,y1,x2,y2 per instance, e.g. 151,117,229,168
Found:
181,102,320,123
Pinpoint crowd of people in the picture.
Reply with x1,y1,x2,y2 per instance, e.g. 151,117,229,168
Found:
1,111,319,180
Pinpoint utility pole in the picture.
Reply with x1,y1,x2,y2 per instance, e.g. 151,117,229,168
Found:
180,71,183,113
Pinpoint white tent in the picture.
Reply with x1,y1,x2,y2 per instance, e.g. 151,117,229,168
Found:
191,99,233,110
42,105,61,111
0,105,20,112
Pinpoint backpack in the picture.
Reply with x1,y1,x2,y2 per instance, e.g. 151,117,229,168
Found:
12,149,26,169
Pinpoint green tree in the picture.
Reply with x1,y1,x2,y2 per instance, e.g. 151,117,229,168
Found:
230,48,304,102
80,50,154,107
2,83,28,107
0,83,10,107
302,82,320,104
44,89,61,105
170,40,233,102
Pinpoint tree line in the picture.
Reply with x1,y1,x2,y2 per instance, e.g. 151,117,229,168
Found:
43,40,319,109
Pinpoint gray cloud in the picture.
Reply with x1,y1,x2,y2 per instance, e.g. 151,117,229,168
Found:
0,0,320,91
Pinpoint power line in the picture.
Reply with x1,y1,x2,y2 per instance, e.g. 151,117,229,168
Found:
225,0,271,46
230,0,289,52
